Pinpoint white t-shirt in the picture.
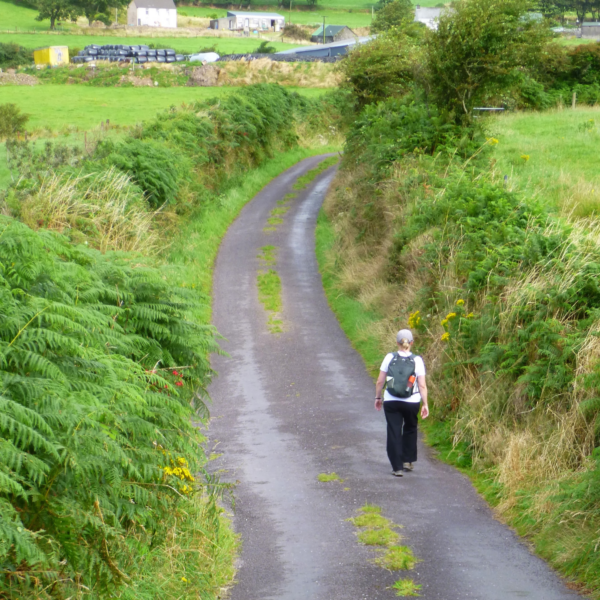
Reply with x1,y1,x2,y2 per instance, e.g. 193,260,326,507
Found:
380,351,426,403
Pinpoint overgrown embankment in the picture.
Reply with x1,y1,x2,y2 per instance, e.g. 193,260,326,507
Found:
317,98,600,596
0,83,345,600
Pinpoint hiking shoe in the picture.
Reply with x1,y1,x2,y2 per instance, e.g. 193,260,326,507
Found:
392,470,403,477
404,463,414,472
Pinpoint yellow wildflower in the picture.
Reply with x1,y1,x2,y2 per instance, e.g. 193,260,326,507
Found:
408,310,421,329
486,137,499,145
456,299,465,306
441,318,448,327
520,154,530,162
466,312,474,318
182,577,188,583
446,312,457,320
441,332,450,342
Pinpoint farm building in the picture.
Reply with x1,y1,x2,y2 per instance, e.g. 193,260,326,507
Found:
582,22,600,37
127,0,177,28
414,6,442,29
310,25,355,44
276,36,372,58
209,11,285,31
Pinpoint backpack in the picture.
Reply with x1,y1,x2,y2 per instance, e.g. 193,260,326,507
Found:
385,353,417,398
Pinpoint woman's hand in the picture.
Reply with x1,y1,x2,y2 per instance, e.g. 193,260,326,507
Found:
375,398,383,411
421,404,429,419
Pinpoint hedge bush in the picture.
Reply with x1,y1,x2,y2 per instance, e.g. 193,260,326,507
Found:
0,216,220,598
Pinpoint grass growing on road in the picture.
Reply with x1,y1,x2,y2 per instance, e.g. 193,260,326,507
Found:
258,245,277,266
257,269,283,334
317,472,344,482
293,155,338,190
391,579,422,597
375,546,419,571
358,527,400,546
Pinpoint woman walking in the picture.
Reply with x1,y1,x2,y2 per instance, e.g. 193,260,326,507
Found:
374,329,429,476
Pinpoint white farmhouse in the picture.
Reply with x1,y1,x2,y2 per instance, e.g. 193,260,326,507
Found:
127,0,177,28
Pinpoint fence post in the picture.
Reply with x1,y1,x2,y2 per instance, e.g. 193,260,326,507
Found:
572,92,577,109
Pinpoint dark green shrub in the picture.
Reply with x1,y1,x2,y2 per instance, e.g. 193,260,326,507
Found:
371,0,413,33
253,41,277,54
338,31,422,107
345,98,486,170
0,104,29,140
283,23,310,40
0,43,33,68
97,138,189,208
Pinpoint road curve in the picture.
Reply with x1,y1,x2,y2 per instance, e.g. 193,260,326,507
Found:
208,156,581,600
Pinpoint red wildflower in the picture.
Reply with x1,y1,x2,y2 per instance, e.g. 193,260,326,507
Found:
172,370,179,376
175,381,184,387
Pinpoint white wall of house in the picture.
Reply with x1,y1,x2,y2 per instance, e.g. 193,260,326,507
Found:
234,16,284,30
127,4,177,28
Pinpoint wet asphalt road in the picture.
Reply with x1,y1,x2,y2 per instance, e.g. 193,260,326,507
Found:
208,156,582,600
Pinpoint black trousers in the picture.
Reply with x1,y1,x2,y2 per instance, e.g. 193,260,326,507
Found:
383,400,420,471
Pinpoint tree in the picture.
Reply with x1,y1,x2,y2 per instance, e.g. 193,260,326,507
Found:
426,0,552,118
339,30,423,107
371,0,414,33
71,0,128,26
35,0,80,29
0,104,29,140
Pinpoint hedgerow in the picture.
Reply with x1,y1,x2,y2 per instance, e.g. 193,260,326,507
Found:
0,83,343,598
320,91,600,592
0,215,224,598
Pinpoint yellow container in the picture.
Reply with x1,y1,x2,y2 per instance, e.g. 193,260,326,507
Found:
33,46,69,66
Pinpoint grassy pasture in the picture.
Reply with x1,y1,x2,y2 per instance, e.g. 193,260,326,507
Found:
490,106,600,217
0,0,77,31
0,32,297,53
558,36,597,45
0,84,327,130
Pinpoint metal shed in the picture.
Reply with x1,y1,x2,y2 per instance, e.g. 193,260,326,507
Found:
310,25,355,44
276,36,373,58
582,22,600,38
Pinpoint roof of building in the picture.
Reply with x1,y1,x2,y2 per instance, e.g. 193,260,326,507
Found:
312,24,351,37
276,35,372,55
227,10,285,18
131,0,176,8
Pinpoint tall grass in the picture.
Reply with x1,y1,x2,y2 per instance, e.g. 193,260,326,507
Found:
20,167,159,253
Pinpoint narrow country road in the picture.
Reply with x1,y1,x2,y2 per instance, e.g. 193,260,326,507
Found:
208,156,581,600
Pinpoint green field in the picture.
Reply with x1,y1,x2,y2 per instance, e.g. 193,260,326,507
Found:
0,32,298,53
0,84,327,130
491,106,600,216
0,0,77,32
558,36,596,45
